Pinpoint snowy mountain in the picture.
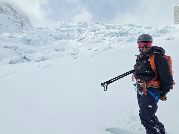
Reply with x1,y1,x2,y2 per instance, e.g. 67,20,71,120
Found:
0,15,179,134
0,22,177,65
0,2,32,33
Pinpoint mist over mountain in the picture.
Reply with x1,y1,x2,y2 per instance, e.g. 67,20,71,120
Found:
0,2,32,33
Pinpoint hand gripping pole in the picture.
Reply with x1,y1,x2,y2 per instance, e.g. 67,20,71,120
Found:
101,69,135,91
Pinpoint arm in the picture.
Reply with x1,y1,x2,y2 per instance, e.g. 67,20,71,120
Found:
155,55,173,96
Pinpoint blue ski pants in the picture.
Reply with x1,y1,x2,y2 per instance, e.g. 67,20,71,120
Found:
137,87,165,134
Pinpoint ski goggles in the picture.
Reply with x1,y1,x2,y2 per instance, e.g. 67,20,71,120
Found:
138,42,152,48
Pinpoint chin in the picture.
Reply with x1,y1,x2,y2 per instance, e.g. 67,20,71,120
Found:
143,51,148,53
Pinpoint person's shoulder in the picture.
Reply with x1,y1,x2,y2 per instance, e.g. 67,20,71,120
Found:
149,46,165,55
154,53,163,58
154,54,168,63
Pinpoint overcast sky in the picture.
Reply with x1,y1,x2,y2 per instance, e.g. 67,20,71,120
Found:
1,0,179,28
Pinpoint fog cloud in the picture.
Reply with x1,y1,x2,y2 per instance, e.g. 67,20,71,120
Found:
1,0,178,27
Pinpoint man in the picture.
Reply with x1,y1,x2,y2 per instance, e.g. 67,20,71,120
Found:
134,34,173,134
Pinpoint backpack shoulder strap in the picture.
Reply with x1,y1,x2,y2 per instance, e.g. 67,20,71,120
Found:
147,55,160,87
148,55,157,74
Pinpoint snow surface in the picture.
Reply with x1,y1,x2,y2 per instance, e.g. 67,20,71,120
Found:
0,22,179,134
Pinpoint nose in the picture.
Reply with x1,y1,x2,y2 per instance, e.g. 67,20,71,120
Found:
143,45,147,48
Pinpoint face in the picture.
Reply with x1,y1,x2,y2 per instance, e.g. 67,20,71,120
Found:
140,47,150,53
138,42,152,53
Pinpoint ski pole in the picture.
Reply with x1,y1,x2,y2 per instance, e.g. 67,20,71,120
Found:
101,69,135,91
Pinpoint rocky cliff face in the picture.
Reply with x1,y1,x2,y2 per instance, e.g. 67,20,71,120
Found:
174,3,179,25
0,2,33,33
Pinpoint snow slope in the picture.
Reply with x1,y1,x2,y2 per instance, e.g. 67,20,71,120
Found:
0,22,179,134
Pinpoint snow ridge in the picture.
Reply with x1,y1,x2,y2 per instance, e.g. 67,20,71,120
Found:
0,22,177,65
0,2,32,33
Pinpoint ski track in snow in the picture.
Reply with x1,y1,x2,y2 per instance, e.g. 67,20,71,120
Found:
0,23,179,134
